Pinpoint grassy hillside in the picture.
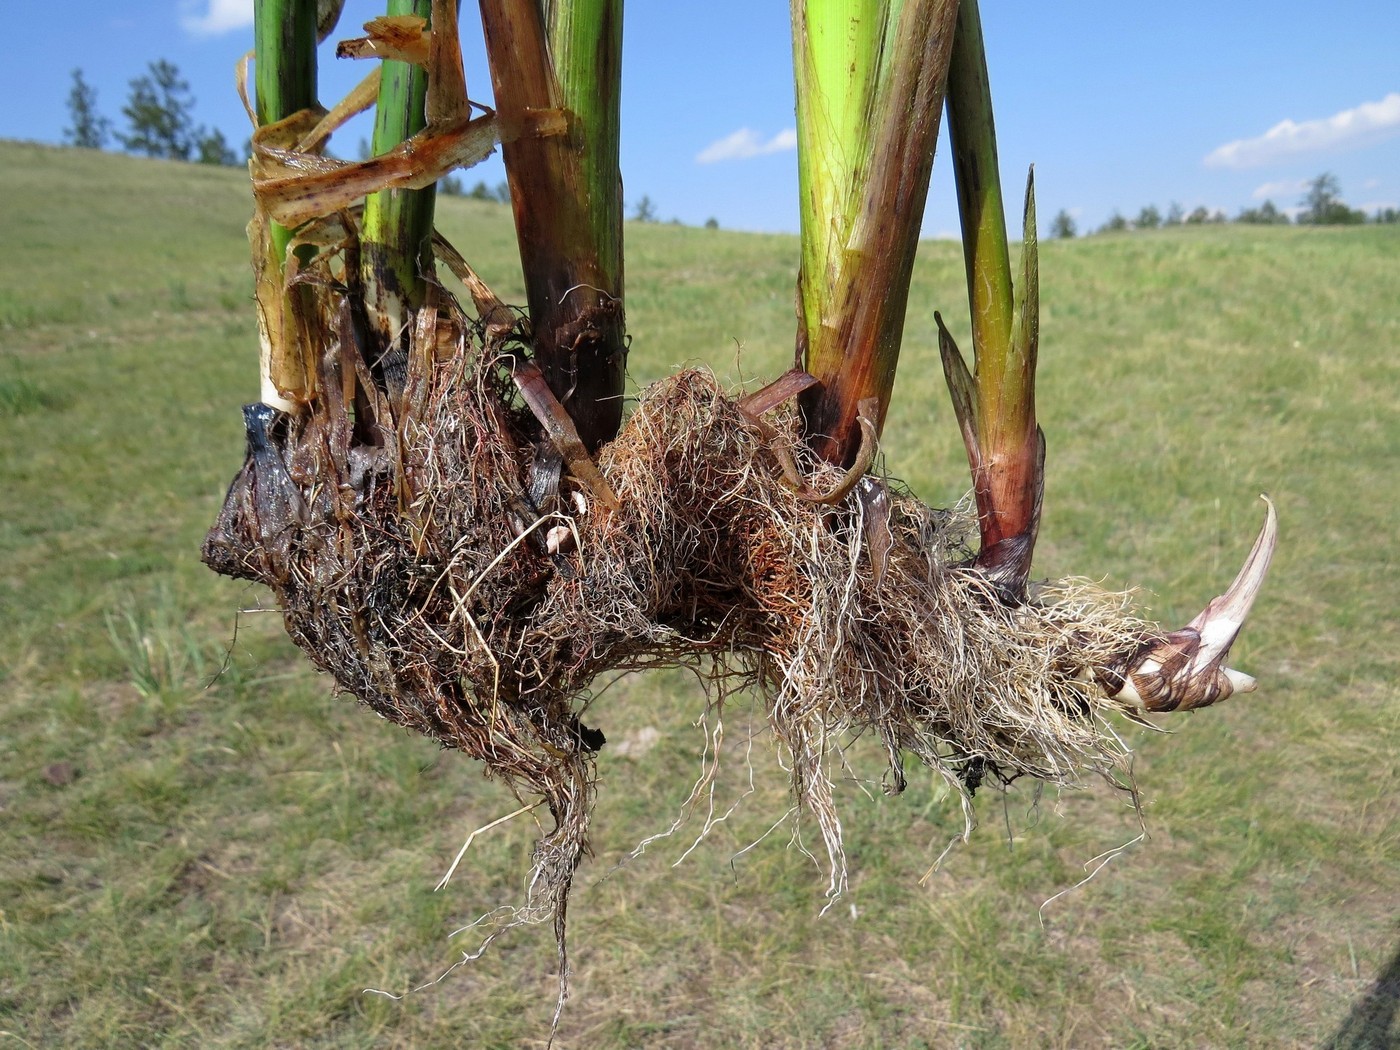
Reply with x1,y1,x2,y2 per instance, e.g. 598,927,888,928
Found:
1,139,1397,1048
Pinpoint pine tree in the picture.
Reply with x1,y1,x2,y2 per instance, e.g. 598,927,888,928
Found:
1050,209,1076,238
63,69,111,149
119,60,197,160
1298,173,1365,225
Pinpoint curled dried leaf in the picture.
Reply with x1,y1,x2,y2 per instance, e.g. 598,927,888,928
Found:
427,0,471,125
337,15,430,64
795,406,879,505
857,475,893,589
255,110,567,229
434,234,516,341
513,362,620,514
298,69,381,154
737,367,818,419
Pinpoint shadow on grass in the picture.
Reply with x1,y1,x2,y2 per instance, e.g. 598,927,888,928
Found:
1327,939,1400,1050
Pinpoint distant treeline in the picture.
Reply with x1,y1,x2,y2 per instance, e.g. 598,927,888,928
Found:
1051,174,1399,238
73,67,1389,239
434,181,715,229
64,64,238,166
65,66,710,226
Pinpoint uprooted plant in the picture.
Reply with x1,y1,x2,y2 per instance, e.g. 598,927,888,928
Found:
204,0,1277,1004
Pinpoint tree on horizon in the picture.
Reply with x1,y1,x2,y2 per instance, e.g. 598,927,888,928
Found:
64,69,110,150
119,60,198,160
1298,173,1365,225
118,59,237,166
1050,209,1077,238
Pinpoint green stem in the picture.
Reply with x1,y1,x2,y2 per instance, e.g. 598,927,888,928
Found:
479,0,626,453
546,0,624,298
791,0,960,468
361,0,437,374
253,0,319,407
254,0,319,272
943,0,1042,594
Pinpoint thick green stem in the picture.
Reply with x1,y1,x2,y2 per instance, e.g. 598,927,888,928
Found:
479,0,625,452
361,0,437,376
942,0,1041,594
253,0,319,407
791,0,960,468
255,0,319,274
546,0,624,297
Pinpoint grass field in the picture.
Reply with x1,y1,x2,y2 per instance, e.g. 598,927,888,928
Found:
1,139,1397,1049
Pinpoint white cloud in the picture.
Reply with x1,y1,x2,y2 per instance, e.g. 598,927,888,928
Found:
696,127,797,165
1251,178,1307,201
1204,92,1400,169
180,0,253,36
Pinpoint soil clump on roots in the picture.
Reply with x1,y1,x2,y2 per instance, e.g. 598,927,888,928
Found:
203,227,1159,973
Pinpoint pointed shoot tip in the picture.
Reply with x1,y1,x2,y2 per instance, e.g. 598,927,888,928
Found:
1188,494,1278,662
1108,495,1278,713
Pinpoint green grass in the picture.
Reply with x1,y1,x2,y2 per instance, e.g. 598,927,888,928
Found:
1,139,1397,1048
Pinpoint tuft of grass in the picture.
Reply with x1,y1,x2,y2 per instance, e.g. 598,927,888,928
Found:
104,583,221,701
0,140,1397,1048
166,279,194,312
0,372,61,415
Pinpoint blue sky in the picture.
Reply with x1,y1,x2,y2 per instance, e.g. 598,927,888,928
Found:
7,1,1398,235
